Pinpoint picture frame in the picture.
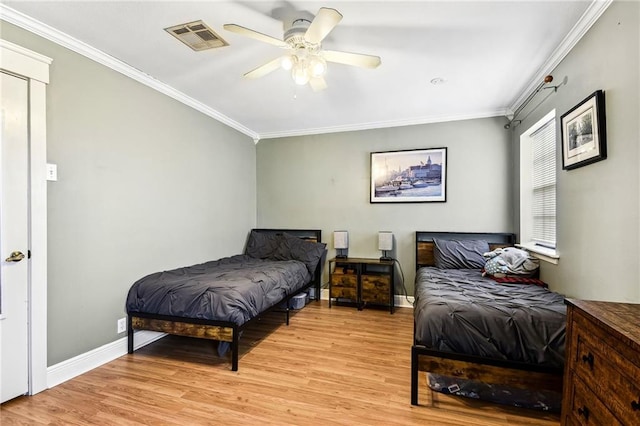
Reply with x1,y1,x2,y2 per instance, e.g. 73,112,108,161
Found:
561,90,607,170
370,148,447,203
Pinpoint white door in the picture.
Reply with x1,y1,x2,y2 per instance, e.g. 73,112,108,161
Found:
0,70,30,403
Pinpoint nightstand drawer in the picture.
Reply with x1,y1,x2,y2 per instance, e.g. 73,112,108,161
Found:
361,274,390,304
330,271,357,287
330,270,357,300
330,286,357,299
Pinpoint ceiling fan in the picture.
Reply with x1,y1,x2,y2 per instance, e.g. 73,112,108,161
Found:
223,7,382,91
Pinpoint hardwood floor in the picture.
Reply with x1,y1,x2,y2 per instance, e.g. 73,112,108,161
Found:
1,301,560,425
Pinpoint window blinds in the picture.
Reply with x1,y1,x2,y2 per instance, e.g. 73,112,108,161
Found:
531,118,556,247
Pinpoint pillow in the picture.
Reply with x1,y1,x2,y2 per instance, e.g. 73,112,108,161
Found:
245,230,283,259
275,233,327,275
433,238,489,269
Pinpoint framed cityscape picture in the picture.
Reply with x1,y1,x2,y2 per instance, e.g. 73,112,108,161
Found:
370,147,447,203
561,90,607,170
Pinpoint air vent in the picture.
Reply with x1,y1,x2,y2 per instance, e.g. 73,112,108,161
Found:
165,20,228,51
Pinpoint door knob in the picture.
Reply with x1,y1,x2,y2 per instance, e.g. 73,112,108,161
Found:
5,251,25,262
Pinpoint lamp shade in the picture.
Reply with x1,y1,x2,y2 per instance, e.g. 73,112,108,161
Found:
378,231,393,251
333,231,349,249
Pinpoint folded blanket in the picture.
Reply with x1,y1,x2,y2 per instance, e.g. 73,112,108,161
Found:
482,247,539,278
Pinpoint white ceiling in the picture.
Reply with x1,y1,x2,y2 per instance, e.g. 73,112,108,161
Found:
2,1,606,140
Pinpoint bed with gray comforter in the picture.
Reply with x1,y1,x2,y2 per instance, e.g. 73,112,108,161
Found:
126,255,311,327
414,267,566,368
126,229,325,371
411,231,566,409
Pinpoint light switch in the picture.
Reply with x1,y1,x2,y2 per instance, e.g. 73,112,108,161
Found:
46,163,57,181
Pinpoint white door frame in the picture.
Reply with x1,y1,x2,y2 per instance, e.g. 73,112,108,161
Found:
0,39,50,395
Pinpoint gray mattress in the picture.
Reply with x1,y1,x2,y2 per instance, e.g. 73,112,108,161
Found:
414,267,566,368
126,254,311,326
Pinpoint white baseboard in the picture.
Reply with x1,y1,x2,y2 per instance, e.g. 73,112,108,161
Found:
394,295,415,309
47,330,166,389
320,288,414,309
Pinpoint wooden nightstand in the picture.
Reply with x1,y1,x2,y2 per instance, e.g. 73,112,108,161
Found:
328,257,395,313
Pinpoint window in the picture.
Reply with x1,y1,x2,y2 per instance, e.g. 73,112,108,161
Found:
519,110,559,263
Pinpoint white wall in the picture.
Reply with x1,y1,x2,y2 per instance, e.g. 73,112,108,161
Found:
1,22,257,365
512,0,640,302
257,117,513,294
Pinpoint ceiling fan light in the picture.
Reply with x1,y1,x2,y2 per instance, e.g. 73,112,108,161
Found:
281,55,294,71
291,64,310,85
309,56,327,78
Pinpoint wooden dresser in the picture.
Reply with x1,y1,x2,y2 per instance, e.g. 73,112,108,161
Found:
562,299,640,425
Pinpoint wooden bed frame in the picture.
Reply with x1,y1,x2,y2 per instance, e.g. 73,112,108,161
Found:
127,228,323,371
410,231,564,405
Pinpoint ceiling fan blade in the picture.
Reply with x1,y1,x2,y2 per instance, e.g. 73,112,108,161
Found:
244,57,284,79
323,50,382,69
223,24,288,48
304,7,343,45
309,77,328,92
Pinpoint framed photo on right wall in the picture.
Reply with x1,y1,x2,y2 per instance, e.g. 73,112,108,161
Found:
561,89,607,170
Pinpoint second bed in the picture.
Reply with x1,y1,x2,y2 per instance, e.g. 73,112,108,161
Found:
411,231,566,409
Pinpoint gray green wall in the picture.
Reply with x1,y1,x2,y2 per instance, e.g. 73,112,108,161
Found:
256,117,513,294
511,0,639,302
1,22,257,365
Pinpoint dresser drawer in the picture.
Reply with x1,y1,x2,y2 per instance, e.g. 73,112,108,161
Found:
566,375,621,425
571,312,640,425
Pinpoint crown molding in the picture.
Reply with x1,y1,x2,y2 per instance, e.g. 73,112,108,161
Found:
0,5,259,140
508,0,613,114
255,109,508,141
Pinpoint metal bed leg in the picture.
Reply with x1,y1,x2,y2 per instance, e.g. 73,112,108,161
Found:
411,346,419,405
286,307,290,326
231,327,239,371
